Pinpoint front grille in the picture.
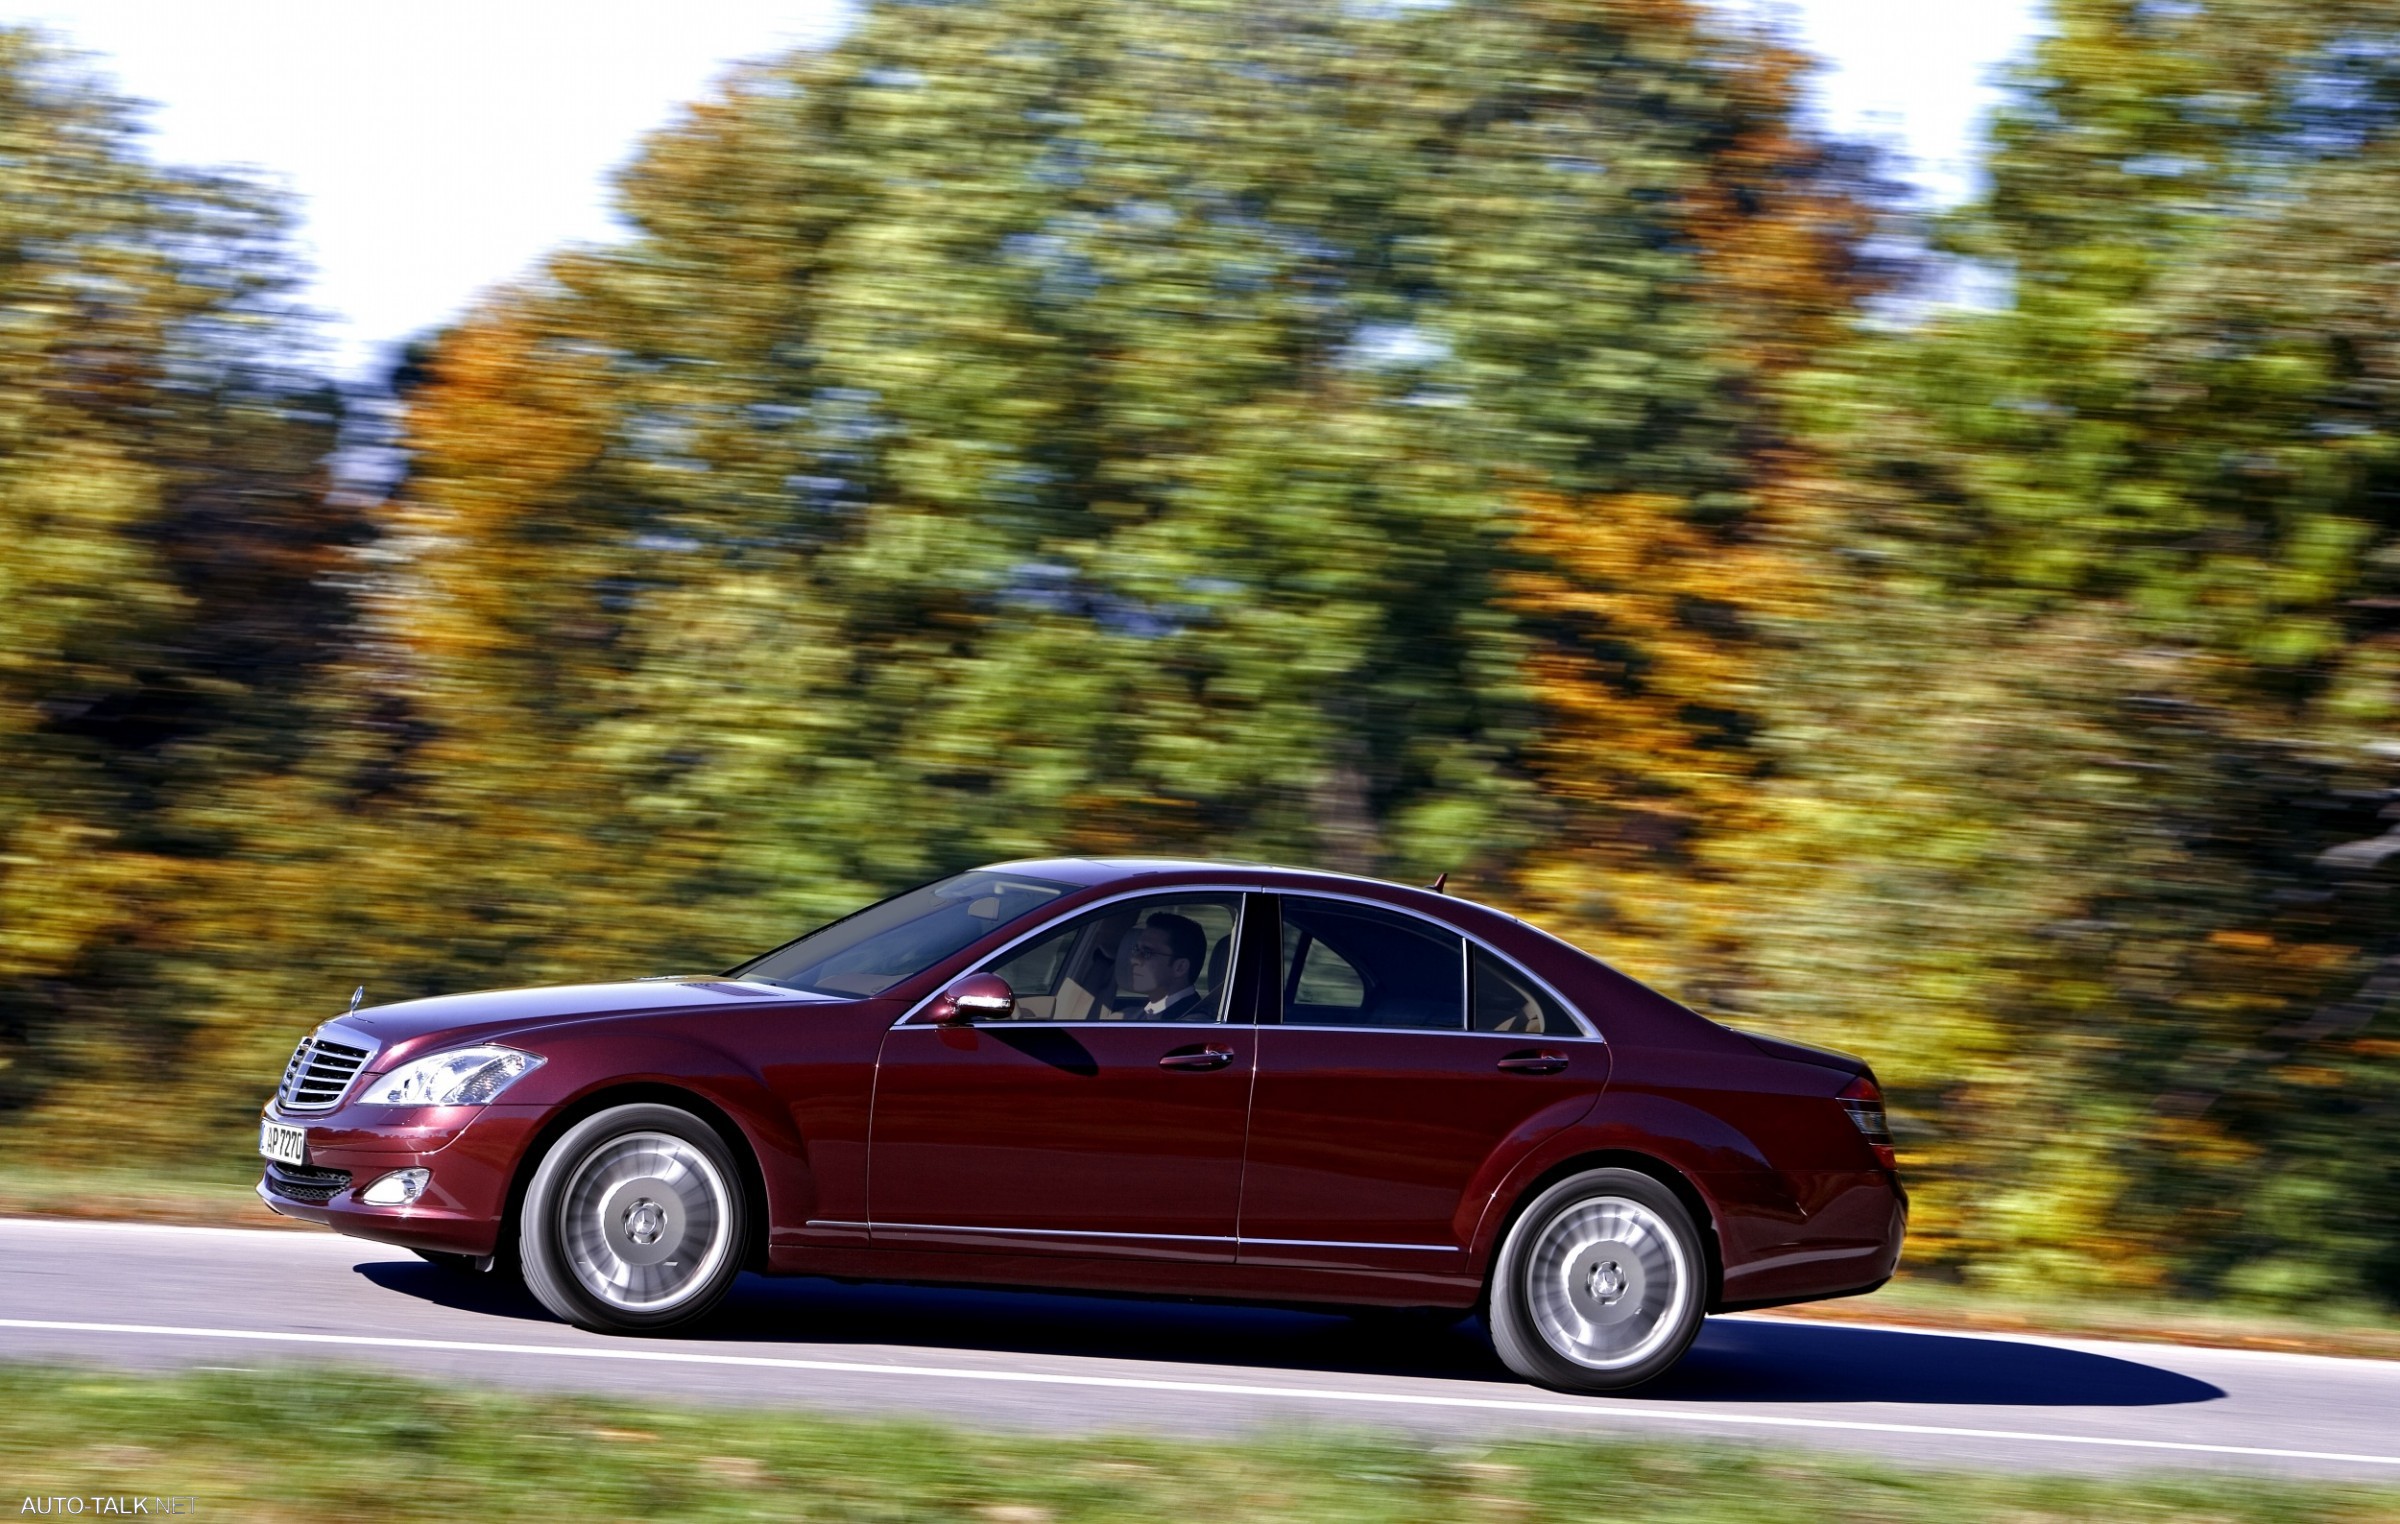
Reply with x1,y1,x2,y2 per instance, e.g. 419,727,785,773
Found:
275,1032,372,1112
263,1160,351,1204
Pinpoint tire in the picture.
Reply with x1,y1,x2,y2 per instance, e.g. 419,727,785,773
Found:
518,1103,749,1334
1486,1167,1706,1393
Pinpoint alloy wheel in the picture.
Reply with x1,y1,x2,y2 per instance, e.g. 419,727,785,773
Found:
1521,1194,1692,1371
557,1129,734,1313
1486,1166,1707,1392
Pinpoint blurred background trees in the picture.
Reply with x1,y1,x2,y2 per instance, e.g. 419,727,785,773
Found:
0,31,357,1137
1739,0,2400,1302
0,0,2394,1309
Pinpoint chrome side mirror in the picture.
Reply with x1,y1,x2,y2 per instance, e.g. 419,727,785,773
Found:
926,972,1015,1024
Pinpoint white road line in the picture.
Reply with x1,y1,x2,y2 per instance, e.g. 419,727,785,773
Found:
3,1317,2397,1469
0,1218,336,1244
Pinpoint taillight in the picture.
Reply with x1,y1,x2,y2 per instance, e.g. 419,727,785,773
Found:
1839,1074,1899,1171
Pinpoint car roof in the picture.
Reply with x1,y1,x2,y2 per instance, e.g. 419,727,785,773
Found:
985,856,1423,894
983,856,1531,942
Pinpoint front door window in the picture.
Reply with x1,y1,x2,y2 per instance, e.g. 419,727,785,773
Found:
986,894,1241,1022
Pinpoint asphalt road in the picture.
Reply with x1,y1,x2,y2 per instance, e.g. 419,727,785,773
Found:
4,1217,2397,1481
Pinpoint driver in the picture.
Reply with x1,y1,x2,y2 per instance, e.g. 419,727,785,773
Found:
1108,913,1210,1021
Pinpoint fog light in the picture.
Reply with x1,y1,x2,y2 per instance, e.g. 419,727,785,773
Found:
361,1168,430,1206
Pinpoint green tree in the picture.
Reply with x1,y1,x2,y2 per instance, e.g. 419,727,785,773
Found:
352,0,1871,988
0,29,354,1138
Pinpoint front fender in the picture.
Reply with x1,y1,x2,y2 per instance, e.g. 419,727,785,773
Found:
508,1029,816,1238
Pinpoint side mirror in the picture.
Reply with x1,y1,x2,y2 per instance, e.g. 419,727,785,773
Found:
925,972,1015,1025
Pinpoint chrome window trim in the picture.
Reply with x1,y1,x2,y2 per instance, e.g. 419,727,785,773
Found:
890,1021,1252,1034
898,882,1266,1026
893,879,1602,1040
889,1018,1601,1042
1261,1022,1606,1041
1270,888,1603,1041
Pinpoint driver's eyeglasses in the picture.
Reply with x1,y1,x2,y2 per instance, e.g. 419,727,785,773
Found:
1130,942,1173,962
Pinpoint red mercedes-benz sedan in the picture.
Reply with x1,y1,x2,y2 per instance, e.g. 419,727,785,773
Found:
257,859,1904,1392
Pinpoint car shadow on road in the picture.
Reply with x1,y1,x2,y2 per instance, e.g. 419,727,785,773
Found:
1654,1318,2226,1406
355,1258,550,1320
354,1258,2224,1407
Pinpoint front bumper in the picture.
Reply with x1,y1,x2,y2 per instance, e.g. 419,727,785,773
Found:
255,1100,547,1256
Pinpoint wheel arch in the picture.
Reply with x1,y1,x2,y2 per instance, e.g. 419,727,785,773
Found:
1479,1148,1727,1312
505,1082,776,1274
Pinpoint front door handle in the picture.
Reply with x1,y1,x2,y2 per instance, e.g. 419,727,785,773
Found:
1497,1050,1569,1075
1159,1045,1236,1071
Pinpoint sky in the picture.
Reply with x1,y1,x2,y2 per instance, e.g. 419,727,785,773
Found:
4,0,2045,381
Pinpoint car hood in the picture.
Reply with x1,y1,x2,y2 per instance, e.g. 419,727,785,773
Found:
329,977,835,1066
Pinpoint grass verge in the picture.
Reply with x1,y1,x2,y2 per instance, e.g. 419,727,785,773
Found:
0,1156,298,1231
3,1362,2397,1523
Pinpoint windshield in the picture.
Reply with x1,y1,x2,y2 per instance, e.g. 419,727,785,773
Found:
731,872,1074,997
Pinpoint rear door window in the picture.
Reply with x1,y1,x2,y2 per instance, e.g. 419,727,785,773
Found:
1276,896,1465,1030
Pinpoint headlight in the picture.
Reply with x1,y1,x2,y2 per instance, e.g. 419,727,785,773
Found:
366,1046,544,1106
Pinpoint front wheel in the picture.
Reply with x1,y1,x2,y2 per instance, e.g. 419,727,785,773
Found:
1486,1167,1706,1392
518,1103,748,1334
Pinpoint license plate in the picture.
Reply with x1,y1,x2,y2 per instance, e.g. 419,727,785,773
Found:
259,1120,306,1166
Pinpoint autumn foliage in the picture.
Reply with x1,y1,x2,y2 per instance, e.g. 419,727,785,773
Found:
1,1,2396,1309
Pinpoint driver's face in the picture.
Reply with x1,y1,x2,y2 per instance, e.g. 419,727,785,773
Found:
1125,931,1184,994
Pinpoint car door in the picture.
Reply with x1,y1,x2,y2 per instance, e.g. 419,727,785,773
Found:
1238,892,1609,1272
868,890,1261,1262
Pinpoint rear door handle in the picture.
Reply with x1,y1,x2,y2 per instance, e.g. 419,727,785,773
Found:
1159,1045,1236,1071
1497,1050,1569,1075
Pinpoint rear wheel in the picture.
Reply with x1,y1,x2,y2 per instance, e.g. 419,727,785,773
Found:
1486,1167,1705,1392
518,1103,748,1333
